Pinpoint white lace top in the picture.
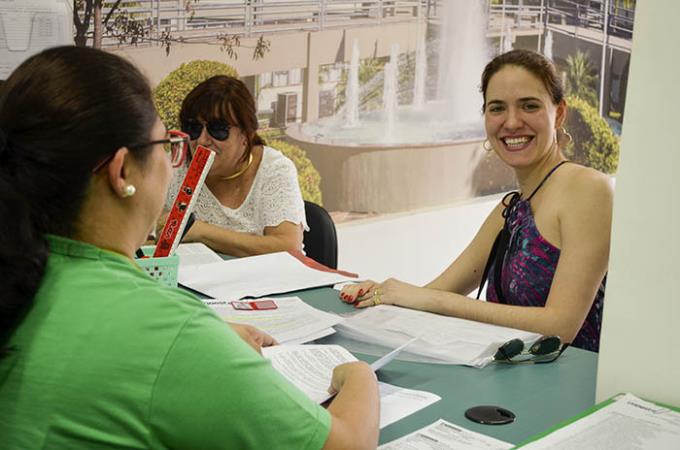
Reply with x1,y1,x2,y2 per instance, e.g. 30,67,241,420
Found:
165,146,308,235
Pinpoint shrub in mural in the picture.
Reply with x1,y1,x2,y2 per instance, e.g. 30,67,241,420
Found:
153,60,239,130
564,95,619,174
267,139,323,206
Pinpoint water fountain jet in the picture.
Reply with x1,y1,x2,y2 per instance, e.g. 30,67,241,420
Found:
285,1,515,213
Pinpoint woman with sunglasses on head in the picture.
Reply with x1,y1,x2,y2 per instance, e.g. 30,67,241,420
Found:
340,49,613,353
0,46,379,449
163,75,307,257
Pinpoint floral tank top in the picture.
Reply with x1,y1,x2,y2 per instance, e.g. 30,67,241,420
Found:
485,163,605,352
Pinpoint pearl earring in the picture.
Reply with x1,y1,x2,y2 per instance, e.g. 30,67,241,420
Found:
124,185,136,197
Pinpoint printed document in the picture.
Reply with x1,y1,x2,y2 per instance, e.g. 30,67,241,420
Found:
336,305,540,368
179,251,358,299
379,419,513,450
207,296,343,344
263,345,351,403
378,383,441,429
519,393,680,449
263,344,440,427
176,243,223,267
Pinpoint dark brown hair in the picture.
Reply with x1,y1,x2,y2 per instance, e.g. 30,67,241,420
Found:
179,75,265,162
480,49,565,112
0,46,157,355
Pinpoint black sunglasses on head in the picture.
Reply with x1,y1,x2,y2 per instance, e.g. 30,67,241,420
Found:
493,336,568,364
181,119,231,141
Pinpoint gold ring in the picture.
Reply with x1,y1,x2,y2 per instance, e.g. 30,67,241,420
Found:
373,295,382,306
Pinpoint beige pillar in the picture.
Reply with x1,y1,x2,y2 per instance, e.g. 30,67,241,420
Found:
302,32,320,122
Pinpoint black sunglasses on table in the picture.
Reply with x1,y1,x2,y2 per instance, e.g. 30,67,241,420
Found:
181,119,231,141
493,336,569,364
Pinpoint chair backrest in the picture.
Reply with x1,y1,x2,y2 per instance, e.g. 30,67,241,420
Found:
303,201,338,269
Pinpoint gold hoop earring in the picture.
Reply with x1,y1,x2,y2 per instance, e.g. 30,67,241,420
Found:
483,139,494,152
123,185,136,197
558,127,573,146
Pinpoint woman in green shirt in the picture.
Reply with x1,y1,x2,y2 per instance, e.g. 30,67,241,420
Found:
0,46,379,449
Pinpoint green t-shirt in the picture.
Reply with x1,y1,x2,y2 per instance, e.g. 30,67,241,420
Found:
0,235,331,449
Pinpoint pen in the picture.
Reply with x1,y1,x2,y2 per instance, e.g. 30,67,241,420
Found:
180,212,196,241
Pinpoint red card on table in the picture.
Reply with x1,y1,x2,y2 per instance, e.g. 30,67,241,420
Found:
230,300,278,311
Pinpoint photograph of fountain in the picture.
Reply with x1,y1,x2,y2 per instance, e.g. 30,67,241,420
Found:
286,1,514,213
62,0,631,219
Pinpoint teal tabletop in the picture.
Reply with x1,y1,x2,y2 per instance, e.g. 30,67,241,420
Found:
282,286,598,446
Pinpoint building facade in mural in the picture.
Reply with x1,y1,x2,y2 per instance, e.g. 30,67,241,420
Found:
67,0,635,214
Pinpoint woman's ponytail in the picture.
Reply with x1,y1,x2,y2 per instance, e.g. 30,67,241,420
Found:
0,135,48,354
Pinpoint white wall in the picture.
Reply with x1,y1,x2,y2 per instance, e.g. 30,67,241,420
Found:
596,0,680,404
337,194,501,286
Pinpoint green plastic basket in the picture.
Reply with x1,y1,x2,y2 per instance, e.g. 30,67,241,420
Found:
135,246,179,288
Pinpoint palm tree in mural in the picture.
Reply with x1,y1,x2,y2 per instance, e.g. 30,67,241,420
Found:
565,50,599,108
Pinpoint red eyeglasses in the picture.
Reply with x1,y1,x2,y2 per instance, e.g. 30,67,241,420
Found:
91,129,189,173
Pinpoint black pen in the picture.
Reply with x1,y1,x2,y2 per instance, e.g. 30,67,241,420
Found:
180,213,196,241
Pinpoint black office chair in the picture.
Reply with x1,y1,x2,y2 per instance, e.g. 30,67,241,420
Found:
303,201,338,269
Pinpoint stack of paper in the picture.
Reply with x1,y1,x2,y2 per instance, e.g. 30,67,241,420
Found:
518,393,680,449
175,243,223,267
179,251,358,299
336,305,541,368
263,344,440,428
207,296,343,344
379,419,513,450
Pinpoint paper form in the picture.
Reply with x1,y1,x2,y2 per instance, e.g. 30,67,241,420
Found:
176,243,223,267
371,337,419,371
284,328,336,345
209,296,343,345
379,419,513,450
378,383,441,429
179,252,359,300
263,344,441,427
263,345,356,404
519,393,680,449
336,305,540,368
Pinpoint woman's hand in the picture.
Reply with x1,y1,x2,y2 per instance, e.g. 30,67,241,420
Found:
328,361,376,395
339,278,422,309
229,323,278,354
339,280,378,304
323,361,380,450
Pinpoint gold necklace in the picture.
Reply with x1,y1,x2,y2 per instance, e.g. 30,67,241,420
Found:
220,153,253,181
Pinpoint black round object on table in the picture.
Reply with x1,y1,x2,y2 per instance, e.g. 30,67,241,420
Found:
465,405,516,425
